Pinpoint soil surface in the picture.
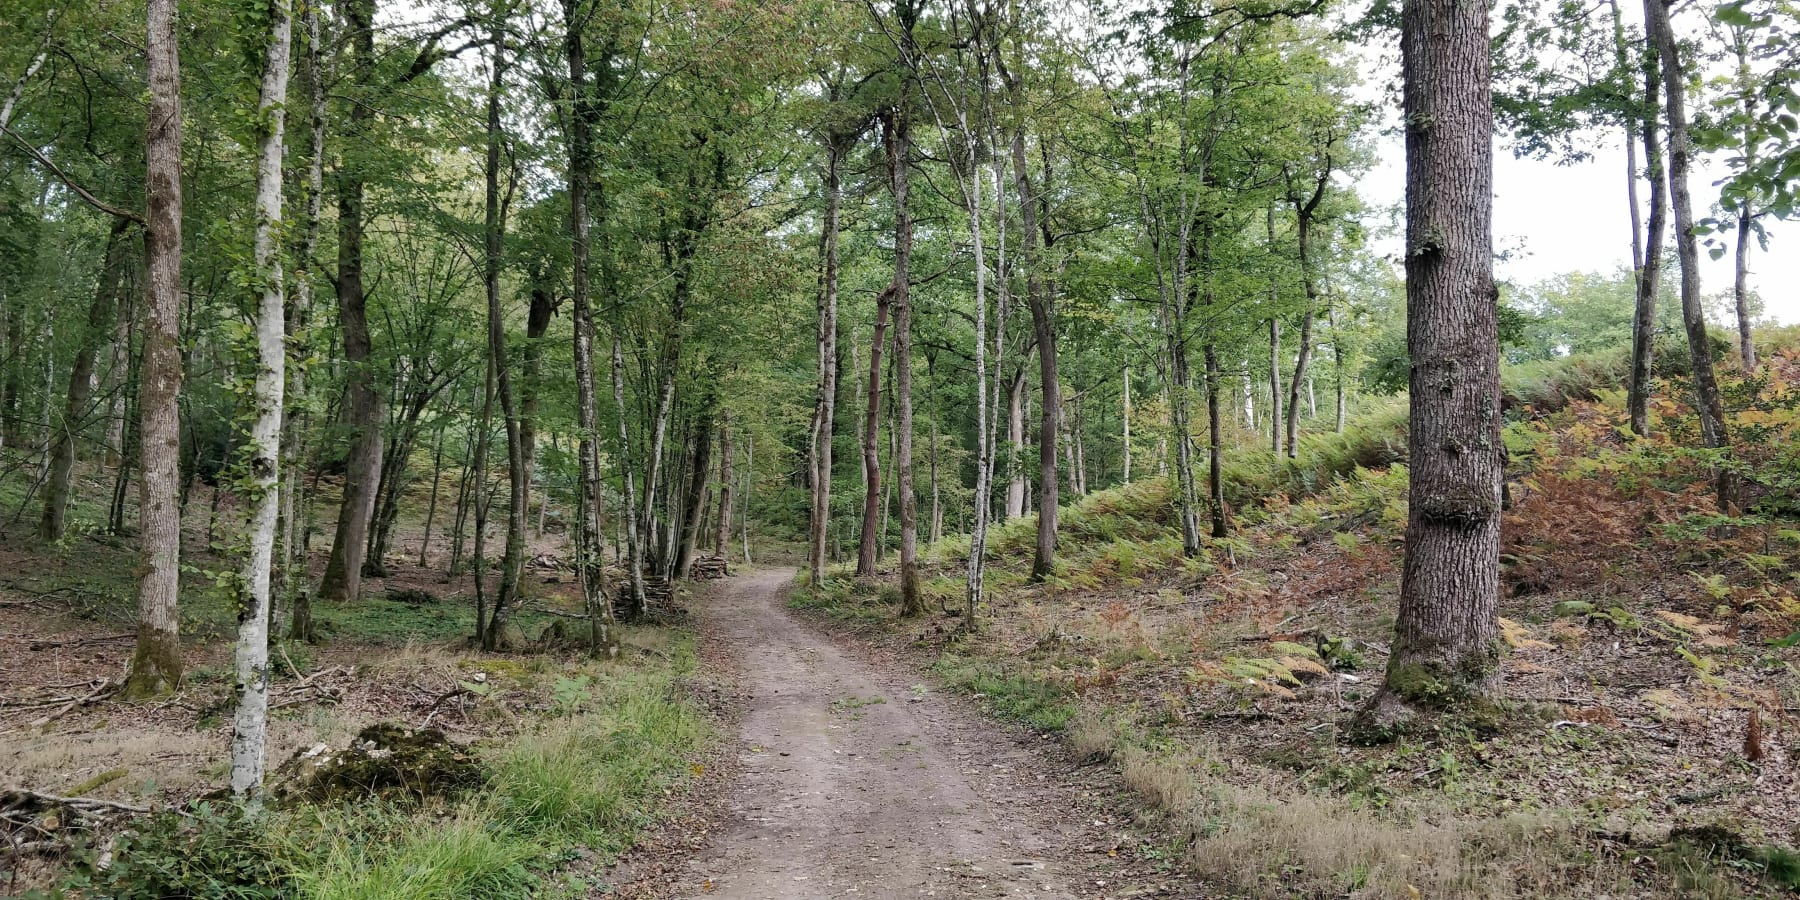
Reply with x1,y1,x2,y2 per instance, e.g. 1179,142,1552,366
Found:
665,568,1194,900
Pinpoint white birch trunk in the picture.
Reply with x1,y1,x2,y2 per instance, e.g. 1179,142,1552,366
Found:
230,0,292,797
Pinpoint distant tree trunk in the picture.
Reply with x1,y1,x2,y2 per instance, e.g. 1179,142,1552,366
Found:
1365,0,1502,726
470,366,495,646
856,287,892,576
611,337,646,616
564,0,617,655
1203,343,1227,539
320,0,384,603
42,219,131,542
2,304,19,454
740,436,753,564
448,394,478,574
808,130,846,587
1268,317,1282,454
1649,0,1733,509
884,96,924,615
1627,12,1666,438
284,0,326,642
674,411,713,580
1731,36,1757,373
419,424,444,567
1121,365,1132,484
961,80,998,624
481,7,526,650
1329,298,1346,433
1286,165,1329,459
714,413,733,558
230,0,291,796
519,281,554,534
109,323,140,535
927,354,941,544
125,0,185,698
1609,0,1644,282
1158,203,1202,557
1004,368,1026,519
1009,127,1059,582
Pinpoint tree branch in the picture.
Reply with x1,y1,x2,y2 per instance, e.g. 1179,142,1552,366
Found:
1,125,144,224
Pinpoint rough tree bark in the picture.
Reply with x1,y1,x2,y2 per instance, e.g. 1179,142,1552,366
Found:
229,0,292,796
124,0,185,698
884,23,924,613
1364,0,1503,727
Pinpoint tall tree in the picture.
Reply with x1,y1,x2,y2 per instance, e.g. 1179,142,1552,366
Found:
318,0,384,604
1628,14,1666,438
230,0,293,796
480,0,526,649
886,0,924,615
564,0,619,655
124,0,185,698
1648,0,1733,508
1364,0,1503,726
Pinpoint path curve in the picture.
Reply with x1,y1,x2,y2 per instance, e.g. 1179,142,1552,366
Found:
672,567,1188,900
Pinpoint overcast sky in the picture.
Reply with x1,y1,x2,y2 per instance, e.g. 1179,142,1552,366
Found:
1345,0,1798,325
1357,128,1800,323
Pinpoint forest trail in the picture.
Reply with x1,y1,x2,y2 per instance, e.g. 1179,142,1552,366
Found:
672,568,1169,899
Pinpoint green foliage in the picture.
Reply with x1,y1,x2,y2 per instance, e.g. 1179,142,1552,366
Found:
931,657,1077,731
67,802,297,900
489,674,707,848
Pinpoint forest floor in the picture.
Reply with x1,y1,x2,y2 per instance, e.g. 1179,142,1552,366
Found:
0,494,724,898
629,566,1196,899
793,366,1800,898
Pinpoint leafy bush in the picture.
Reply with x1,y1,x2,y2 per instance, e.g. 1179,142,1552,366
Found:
69,802,301,900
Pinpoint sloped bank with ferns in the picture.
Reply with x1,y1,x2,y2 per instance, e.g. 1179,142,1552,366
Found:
797,345,1800,899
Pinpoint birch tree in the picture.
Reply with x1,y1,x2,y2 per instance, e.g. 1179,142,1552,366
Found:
229,0,293,796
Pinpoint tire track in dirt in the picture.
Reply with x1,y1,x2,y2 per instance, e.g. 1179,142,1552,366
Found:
671,568,1195,900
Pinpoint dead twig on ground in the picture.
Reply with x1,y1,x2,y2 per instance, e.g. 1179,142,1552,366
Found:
28,678,117,727
419,687,471,728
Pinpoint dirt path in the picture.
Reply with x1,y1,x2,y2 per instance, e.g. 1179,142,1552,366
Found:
670,568,1192,900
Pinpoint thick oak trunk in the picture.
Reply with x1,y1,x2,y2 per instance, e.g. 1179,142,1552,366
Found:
125,0,185,698
1367,0,1503,725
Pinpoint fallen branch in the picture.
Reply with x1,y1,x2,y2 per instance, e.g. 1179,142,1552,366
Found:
2,789,148,815
28,678,116,727
26,633,133,651
419,687,471,728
